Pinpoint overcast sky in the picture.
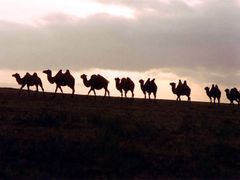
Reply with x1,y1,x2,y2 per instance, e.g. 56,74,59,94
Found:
0,0,240,100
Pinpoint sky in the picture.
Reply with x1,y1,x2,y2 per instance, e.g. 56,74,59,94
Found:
1,0,240,102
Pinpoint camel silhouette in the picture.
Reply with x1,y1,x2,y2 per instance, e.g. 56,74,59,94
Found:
80,74,110,98
204,84,221,104
12,72,44,96
115,77,135,98
225,88,240,106
139,78,157,102
43,69,75,97
170,80,191,101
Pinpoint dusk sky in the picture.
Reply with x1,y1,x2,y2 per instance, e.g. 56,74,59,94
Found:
1,0,240,102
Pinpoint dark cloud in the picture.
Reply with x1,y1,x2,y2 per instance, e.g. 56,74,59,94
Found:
0,0,240,86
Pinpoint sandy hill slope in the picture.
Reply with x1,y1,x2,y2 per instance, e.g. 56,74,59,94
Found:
0,88,239,178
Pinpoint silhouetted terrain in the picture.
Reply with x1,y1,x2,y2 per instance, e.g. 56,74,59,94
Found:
0,88,239,179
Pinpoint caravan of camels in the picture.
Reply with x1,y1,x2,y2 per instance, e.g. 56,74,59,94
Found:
12,69,240,105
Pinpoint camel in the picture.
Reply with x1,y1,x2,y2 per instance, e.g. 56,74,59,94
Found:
115,77,135,98
43,69,75,97
204,84,221,104
139,78,157,101
12,72,44,96
225,88,240,106
170,80,191,101
80,74,110,98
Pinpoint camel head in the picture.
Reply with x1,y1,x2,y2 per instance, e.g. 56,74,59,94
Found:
43,69,51,75
80,74,87,80
204,87,209,92
225,88,230,94
114,77,120,83
169,82,176,88
139,79,144,85
12,73,20,78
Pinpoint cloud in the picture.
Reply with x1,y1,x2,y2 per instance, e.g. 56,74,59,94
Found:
0,0,240,86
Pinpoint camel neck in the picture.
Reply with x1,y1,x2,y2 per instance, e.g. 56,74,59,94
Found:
140,83,145,92
83,78,90,87
171,85,177,94
115,81,121,91
206,90,210,96
15,75,23,85
47,73,55,84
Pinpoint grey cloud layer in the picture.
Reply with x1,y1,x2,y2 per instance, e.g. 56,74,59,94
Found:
0,0,240,85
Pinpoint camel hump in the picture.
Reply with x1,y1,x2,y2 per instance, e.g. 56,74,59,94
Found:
231,88,239,95
91,74,108,84
56,69,63,75
127,77,134,87
151,78,155,83
65,69,70,75
145,78,150,84
126,77,133,83
178,80,182,85
176,80,183,89
33,72,38,77
24,72,32,79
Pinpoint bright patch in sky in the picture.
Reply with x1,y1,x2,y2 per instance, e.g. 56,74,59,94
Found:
0,0,135,25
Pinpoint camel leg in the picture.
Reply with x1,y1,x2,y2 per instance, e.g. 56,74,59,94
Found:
35,85,39,96
58,86,64,98
71,87,75,97
59,86,63,94
88,88,92,96
18,84,25,96
92,89,97,99
27,85,30,96
120,89,123,98
54,86,59,97
176,95,180,101
153,92,156,103
40,84,45,96
107,89,110,97
218,98,220,105
124,91,127,98
103,89,106,99
148,93,151,100
188,96,191,102
131,90,134,98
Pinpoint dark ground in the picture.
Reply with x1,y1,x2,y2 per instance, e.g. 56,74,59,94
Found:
0,88,239,179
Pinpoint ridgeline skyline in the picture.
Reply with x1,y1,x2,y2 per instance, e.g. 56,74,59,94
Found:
0,0,239,102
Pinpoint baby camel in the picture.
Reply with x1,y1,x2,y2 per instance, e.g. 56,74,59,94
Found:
12,72,44,96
